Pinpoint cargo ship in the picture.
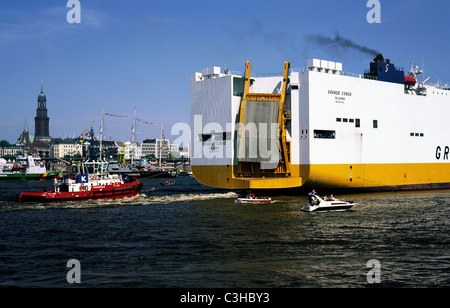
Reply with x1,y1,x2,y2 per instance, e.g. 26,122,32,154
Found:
190,55,450,191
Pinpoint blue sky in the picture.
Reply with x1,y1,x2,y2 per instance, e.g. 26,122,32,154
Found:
1,0,449,146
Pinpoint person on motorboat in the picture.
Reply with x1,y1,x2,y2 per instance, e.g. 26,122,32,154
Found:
308,190,316,203
308,192,320,205
328,194,335,201
323,194,336,201
247,192,256,199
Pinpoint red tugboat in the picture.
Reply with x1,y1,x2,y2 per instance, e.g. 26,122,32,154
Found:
17,161,143,203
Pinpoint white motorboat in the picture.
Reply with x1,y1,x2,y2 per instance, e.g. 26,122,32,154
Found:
235,193,273,204
302,194,356,212
235,197,273,204
234,192,272,204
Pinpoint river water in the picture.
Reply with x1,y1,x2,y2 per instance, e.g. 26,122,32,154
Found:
0,176,448,288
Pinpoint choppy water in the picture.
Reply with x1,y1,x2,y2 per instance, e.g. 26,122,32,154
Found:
0,177,449,288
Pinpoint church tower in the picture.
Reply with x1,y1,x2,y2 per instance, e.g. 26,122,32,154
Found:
35,83,50,140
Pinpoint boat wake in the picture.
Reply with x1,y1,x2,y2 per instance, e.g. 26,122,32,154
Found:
1,191,239,211
134,191,239,205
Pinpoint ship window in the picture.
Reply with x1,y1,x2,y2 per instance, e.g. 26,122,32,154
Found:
314,130,336,139
336,118,342,122
410,132,424,137
343,118,348,123
349,119,354,123
373,120,378,128
199,132,231,143
355,119,360,128
233,77,245,96
199,134,210,142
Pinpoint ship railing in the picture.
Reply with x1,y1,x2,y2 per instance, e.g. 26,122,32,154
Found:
423,81,450,90
227,70,244,76
251,72,285,78
229,66,449,92
291,67,307,73
230,70,302,78
231,66,410,82
232,67,376,79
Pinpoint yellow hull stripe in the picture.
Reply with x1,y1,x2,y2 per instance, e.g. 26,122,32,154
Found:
191,165,302,189
192,163,450,190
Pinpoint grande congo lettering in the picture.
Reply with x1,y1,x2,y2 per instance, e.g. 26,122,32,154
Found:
436,146,449,160
225,292,269,303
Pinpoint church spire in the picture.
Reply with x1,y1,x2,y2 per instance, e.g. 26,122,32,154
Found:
37,80,47,108
35,81,50,139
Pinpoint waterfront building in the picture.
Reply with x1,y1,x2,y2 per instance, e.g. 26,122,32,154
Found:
87,140,118,160
141,139,169,159
177,147,190,160
0,145,24,158
16,121,35,154
124,141,141,161
50,141,82,159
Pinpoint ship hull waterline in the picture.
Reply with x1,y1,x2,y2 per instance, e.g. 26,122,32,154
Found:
0,172,60,181
191,163,450,192
17,182,143,203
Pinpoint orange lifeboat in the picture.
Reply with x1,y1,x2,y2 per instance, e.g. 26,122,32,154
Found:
404,75,417,86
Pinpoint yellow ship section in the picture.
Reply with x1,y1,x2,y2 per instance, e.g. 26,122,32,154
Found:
191,164,303,189
192,163,450,190
307,163,450,189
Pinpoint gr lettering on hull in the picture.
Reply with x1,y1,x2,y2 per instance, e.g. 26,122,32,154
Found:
436,146,450,160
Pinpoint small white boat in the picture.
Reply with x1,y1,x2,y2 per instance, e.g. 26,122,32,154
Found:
302,194,356,212
235,197,273,204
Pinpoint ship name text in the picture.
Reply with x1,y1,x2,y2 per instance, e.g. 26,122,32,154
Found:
436,146,449,160
328,89,352,104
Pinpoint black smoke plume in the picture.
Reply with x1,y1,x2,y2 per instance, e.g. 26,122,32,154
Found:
306,33,379,57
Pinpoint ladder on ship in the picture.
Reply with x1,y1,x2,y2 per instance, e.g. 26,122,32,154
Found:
234,61,292,180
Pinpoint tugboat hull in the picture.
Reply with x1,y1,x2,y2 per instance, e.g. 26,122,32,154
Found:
17,179,143,203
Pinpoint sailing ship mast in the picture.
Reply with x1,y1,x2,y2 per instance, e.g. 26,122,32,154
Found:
99,109,104,161
131,107,137,164
159,122,163,168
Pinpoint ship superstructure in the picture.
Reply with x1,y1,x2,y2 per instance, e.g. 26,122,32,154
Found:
190,55,450,191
